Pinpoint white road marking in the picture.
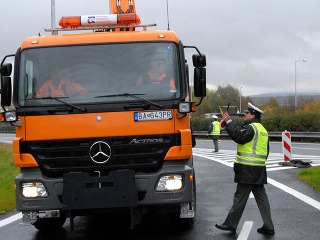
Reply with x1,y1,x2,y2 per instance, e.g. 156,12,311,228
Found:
194,148,320,170
193,150,320,211
267,178,320,211
0,213,22,228
237,221,253,240
267,166,297,172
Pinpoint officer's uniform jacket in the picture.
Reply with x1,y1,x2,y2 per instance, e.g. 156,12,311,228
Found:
225,119,269,185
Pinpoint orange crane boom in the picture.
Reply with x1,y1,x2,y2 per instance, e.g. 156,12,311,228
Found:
109,0,136,14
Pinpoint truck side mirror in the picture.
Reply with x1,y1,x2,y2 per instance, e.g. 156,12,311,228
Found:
192,54,206,67
194,67,206,97
1,76,12,106
0,63,13,76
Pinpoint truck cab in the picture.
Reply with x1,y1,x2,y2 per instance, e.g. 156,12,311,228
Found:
0,0,206,231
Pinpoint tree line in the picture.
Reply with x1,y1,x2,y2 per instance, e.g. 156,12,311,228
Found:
191,84,320,132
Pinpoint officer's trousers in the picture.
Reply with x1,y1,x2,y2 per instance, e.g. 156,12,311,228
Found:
211,135,219,152
224,183,274,230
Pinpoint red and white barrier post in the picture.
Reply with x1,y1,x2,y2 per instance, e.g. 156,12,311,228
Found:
279,130,312,168
279,130,292,166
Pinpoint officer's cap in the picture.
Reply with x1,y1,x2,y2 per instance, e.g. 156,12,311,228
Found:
212,115,218,119
244,102,264,115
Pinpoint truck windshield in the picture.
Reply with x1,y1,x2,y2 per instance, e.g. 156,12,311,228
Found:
18,42,180,107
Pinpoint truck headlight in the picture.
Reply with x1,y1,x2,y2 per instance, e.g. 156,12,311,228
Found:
22,182,48,198
178,102,195,113
156,175,183,191
4,111,17,122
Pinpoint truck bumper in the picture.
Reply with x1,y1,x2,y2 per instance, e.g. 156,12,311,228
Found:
15,160,194,212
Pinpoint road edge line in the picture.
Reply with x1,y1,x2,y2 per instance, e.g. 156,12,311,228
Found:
267,178,320,211
0,213,22,228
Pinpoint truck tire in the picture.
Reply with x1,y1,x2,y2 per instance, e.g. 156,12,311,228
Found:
33,215,67,231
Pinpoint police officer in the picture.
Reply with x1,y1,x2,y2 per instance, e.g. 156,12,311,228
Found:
207,115,221,152
215,102,275,235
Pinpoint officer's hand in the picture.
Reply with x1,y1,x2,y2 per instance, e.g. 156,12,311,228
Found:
222,112,231,122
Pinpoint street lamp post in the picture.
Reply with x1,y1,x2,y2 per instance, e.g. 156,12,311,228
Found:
294,59,307,109
51,0,56,30
239,86,243,113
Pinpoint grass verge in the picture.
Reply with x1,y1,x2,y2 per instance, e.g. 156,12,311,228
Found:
296,166,320,193
0,143,19,215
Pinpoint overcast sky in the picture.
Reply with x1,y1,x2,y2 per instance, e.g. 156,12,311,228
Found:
2,0,320,96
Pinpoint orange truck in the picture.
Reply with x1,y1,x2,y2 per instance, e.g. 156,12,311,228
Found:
0,0,206,230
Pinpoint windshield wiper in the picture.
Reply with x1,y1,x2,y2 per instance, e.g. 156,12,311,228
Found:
95,93,164,109
38,97,87,113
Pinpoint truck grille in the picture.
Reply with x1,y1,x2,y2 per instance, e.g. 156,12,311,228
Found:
20,134,180,178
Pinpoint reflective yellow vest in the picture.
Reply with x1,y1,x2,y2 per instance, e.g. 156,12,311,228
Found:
235,123,268,166
210,121,221,136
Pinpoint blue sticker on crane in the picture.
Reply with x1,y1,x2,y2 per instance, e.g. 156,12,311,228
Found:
87,16,96,24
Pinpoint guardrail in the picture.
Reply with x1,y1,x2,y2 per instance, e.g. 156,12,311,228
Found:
193,131,320,140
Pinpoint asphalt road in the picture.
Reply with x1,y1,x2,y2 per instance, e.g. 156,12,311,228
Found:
1,136,320,239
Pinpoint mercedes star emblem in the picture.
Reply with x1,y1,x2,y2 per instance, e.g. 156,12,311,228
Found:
89,141,111,164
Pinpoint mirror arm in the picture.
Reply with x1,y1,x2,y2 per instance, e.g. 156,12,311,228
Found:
1,54,15,66
184,46,202,56
195,96,204,106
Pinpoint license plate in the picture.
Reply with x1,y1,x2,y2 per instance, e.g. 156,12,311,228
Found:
134,110,172,121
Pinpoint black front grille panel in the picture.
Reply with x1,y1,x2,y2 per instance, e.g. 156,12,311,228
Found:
20,134,180,178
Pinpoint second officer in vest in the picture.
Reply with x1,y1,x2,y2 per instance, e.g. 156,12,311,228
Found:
215,102,275,235
207,115,221,152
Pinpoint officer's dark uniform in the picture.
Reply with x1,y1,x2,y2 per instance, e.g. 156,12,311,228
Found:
216,103,275,235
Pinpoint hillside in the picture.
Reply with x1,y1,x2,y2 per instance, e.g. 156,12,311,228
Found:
249,93,320,106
